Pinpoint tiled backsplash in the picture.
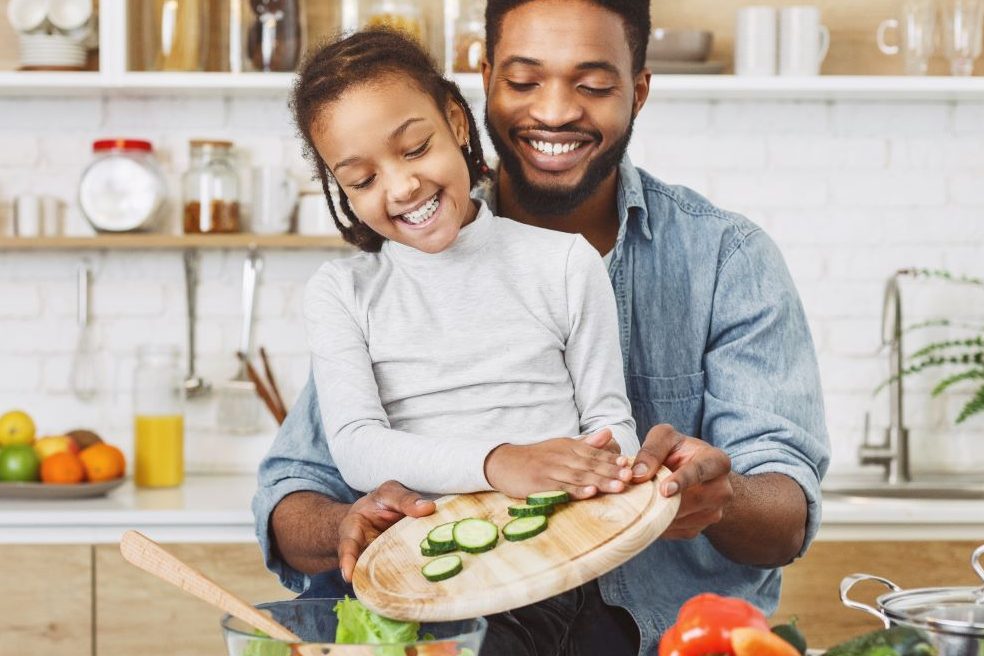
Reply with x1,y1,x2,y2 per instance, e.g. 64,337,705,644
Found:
1,94,983,477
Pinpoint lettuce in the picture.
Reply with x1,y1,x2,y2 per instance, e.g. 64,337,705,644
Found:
334,596,421,656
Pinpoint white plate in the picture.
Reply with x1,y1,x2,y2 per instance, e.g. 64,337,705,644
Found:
0,477,126,500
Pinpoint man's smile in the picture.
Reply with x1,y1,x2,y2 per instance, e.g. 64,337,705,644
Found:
515,130,597,174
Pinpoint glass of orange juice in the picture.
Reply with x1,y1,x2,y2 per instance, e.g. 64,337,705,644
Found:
134,345,185,488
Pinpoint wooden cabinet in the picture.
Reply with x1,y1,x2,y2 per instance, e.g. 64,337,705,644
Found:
94,543,292,656
774,540,984,649
0,545,93,656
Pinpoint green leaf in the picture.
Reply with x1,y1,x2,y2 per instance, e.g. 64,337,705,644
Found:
333,596,420,656
955,386,984,424
931,368,984,396
874,353,984,396
910,336,984,360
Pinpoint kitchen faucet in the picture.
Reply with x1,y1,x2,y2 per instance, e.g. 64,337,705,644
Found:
858,271,912,484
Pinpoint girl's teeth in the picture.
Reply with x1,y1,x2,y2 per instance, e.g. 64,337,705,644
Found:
530,140,582,156
402,195,439,224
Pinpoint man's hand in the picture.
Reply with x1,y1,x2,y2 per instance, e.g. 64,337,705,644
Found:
484,428,632,500
629,424,733,539
338,481,436,582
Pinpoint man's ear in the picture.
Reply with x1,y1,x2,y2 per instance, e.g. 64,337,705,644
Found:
481,57,492,96
446,98,470,145
632,68,651,117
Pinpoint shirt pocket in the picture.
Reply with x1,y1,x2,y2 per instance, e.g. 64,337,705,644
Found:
627,371,705,439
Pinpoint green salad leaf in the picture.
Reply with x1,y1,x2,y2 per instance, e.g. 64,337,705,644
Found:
334,596,421,656
242,628,290,656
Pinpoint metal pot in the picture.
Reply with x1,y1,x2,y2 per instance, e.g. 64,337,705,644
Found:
840,544,984,655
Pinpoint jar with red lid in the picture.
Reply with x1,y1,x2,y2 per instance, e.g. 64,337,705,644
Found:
78,139,168,233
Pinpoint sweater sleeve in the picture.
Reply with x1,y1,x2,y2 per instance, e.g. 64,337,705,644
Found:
563,237,639,456
303,263,505,495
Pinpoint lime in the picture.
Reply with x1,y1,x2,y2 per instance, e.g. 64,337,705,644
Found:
0,444,41,482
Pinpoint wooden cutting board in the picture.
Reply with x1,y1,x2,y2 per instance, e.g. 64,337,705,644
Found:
353,466,680,622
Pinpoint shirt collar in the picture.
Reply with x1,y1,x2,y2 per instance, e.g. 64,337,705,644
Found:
475,154,651,241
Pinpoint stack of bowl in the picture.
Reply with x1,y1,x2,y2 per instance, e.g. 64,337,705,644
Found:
646,28,723,74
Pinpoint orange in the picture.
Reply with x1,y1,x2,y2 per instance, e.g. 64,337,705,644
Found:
79,443,126,482
40,451,85,484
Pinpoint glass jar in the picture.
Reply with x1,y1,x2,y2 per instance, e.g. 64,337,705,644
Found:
133,345,185,488
182,140,241,234
243,0,305,72
79,139,167,233
138,0,209,71
453,0,485,73
363,0,426,46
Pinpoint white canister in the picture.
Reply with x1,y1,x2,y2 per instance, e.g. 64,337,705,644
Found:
779,5,831,76
735,6,778,76
296,191,341,236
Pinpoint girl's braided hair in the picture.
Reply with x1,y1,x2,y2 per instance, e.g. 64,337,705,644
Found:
291,28,491,252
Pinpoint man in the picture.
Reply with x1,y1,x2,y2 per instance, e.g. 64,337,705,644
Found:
253,1,830,654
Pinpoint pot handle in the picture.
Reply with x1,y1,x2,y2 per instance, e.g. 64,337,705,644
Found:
973,544,984,602
840,573,901,628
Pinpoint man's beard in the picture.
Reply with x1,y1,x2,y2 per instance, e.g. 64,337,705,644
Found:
486,110,634,217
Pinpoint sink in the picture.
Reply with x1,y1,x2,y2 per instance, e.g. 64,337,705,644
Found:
824,484,984,500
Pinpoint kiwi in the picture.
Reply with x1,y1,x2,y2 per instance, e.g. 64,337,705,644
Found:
66,429,104,450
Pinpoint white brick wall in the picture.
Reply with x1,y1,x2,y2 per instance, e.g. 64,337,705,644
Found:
1,94,983,478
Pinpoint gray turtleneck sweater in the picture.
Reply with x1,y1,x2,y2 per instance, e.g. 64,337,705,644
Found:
303,201,637,494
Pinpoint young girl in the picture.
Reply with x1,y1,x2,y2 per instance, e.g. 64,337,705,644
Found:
296,28,638,502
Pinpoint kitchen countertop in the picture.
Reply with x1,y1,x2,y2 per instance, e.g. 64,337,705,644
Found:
1,474,982,544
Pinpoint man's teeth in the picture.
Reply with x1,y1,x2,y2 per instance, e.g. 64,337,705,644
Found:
529,140,584,156
401,195,439,224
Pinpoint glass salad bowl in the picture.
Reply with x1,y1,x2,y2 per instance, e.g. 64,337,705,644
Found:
222,598,487,655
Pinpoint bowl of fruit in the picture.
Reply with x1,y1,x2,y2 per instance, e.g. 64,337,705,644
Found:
0,409,126,499
222,598,486,656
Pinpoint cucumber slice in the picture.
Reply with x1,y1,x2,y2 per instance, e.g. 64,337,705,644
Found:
526,491,570,507
507,503,555,518
452,518,499,553
421,554,462,582
419,536,454,557
503,515,548,542
427,521,457,550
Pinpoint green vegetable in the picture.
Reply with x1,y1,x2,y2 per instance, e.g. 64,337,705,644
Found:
242,628,290,656
771,618,807,655
502,515,548,541
526,491,570,506
452,518,499,554
333,596,421,656
824,626,936,656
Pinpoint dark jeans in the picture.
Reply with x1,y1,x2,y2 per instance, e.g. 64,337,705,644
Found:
300,571,639,656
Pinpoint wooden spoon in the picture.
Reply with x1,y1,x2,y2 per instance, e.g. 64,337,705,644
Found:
119,530,373,656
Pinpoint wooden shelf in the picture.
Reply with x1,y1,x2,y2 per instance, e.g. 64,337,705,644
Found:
3,71,984,100
0,233,351,251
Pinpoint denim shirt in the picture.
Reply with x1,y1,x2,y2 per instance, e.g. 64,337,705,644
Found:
252,156,830,655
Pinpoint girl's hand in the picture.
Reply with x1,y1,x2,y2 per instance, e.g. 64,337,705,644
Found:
483,428,633,500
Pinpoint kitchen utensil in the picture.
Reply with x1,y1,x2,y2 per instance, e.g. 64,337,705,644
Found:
779,6,830,76
249,166,297,235
79,139,167,233
840,543,984,652
878,0,938,75
182,250,210,398
353,466,679,622
941,0,984,75
70,261,98,401
216,249,262,433
121,532,374,656
222,598,487,656
236,351,285,424
735,6,778,76
119,531,303,644
647,28,713,63
258,347,286,417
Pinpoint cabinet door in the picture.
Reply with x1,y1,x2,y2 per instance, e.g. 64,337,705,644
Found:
95,543,292,656
0,544,92,656
774,540,983,649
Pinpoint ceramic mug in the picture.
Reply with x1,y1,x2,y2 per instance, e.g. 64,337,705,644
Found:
250,166,298,234
296,192,341,236
48,0,92,31
780,6,831,76
6,0,50,33
13,194,43,237
735,6,778,76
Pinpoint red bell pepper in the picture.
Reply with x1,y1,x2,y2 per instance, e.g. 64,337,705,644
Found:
658,593,771,656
